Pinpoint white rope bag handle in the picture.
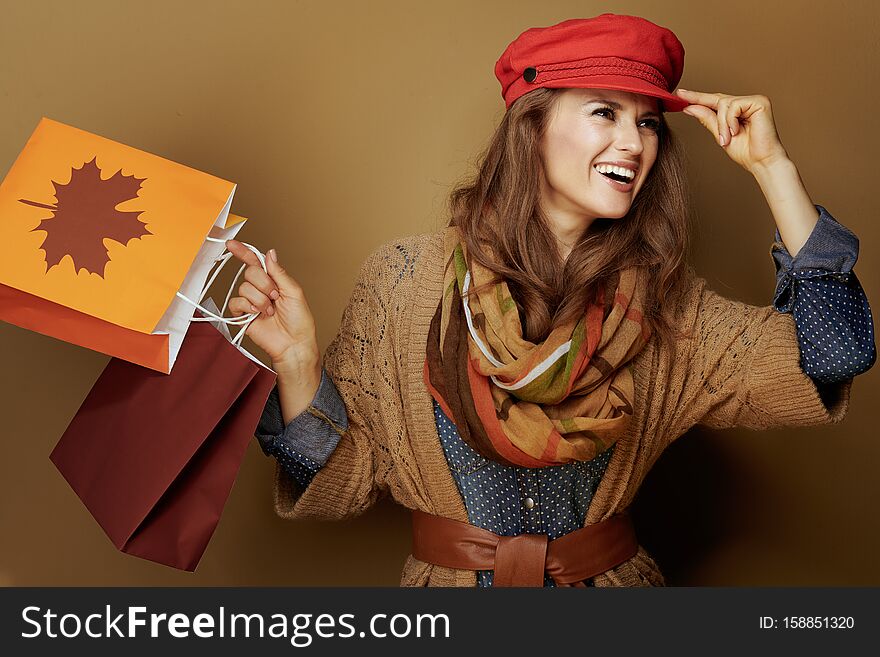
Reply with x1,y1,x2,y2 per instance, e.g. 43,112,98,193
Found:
175,236,268,347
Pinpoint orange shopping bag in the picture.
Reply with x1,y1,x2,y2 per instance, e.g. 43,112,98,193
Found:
0,117,247,372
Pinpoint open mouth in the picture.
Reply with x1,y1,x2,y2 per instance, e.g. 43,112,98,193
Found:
593,166,635,184
602,171,631,183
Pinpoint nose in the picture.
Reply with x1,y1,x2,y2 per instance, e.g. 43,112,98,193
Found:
613,120,645,156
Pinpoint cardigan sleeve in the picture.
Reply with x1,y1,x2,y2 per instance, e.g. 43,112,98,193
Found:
668,273,855,435
272,247,392,521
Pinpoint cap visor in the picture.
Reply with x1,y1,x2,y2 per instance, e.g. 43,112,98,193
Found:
542,75,690,112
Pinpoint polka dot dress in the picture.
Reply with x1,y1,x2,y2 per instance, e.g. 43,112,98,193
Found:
433,398,612,587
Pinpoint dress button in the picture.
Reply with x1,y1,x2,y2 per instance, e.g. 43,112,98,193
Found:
524,497,536,509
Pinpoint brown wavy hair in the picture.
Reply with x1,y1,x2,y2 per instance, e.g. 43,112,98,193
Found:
446,87,696,352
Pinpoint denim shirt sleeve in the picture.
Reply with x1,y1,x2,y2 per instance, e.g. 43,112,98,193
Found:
770,204,876,384
255,367,348,489
771,204,858,308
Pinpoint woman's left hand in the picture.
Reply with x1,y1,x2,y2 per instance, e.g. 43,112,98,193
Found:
673,89,791,174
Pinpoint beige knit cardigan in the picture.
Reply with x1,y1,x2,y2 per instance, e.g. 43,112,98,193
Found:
271,227,851,586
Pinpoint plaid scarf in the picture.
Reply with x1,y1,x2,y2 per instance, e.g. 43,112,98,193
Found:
423,226,652,467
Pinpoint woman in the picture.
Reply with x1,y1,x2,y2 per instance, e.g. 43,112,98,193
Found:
226,14,874,586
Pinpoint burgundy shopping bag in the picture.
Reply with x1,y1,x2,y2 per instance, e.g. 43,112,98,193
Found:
49,318,276,571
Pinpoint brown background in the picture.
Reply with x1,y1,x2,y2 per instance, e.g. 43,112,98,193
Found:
1,0,877,586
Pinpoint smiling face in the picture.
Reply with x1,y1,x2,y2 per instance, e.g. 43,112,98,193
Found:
538,88,662,248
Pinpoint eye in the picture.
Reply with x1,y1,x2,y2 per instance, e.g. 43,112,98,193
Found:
593,107,661,133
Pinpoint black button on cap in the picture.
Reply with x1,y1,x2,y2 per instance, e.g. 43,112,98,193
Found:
523,67,537,83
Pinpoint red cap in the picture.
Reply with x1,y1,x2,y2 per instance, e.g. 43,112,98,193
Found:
494,14,687,112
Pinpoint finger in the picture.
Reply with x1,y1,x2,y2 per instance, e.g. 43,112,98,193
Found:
730,95,770,123
726,101,741,138
239,281,275,316
265,248,305,300
673,88,730,110
716,97,731,146
724,96,769,141
225,239,262,268
244,263,280,301
729,110,740,137
681,104,725,144
227,296,252,317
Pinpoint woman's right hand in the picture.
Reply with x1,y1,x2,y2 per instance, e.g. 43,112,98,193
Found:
224,240,320,375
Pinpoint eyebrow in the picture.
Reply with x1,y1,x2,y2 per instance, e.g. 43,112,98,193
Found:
583,98,660,119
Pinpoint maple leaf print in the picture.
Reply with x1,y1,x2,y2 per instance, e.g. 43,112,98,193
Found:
19,156,152,277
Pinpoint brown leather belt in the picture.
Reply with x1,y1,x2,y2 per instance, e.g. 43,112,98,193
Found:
411,508,638,587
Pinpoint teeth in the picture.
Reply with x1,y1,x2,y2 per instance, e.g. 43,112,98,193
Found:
594,164,635,181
